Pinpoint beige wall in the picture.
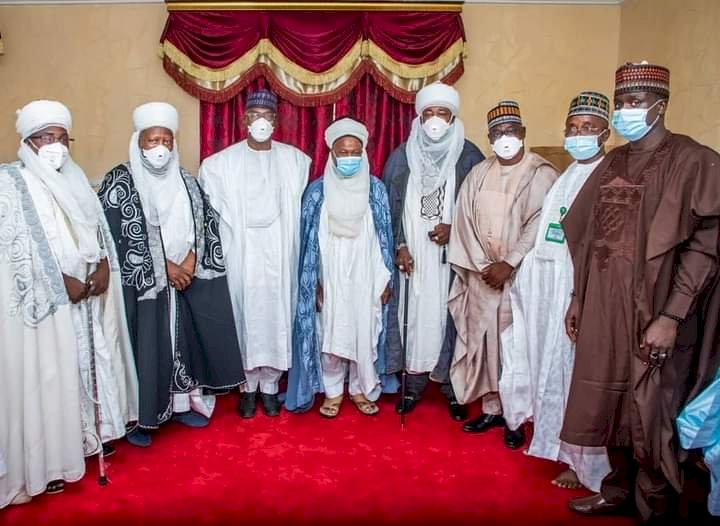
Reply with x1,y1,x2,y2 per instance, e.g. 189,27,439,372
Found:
458,3,621,154
0,1,716,180
0,4,199,183
619,0,720,150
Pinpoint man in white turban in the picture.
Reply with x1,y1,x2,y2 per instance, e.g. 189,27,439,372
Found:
98,102,245,448
383,82,484,421
286,117,396,417
199,90,310,419
1,100,138,507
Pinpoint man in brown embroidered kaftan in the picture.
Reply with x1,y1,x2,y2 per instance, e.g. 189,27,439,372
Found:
561,62,720,523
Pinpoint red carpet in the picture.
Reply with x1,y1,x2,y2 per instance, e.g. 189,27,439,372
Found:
3,388,637,526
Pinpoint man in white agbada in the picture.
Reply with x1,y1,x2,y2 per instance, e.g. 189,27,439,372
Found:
383,82,484,420
0,100,138,508
99,103,244,447
285,118,395,417
499,92,612,491
199,90,310,418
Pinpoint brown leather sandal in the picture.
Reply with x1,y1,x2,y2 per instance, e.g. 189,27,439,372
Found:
319,394,344,418
351,394,379,416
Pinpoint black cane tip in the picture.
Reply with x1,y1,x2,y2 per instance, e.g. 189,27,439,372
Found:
98,476,108,486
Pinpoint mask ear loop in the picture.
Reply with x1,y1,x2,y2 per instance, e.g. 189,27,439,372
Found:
644,98,666,131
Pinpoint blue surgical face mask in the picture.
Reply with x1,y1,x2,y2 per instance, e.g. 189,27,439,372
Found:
611,99,663,142
564,134,603,161
335,155,362,178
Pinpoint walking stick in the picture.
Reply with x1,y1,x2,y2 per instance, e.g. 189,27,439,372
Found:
400,273,410,429
86,300,108,486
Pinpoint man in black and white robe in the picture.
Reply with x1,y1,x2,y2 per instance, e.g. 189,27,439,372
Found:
98,102,244,447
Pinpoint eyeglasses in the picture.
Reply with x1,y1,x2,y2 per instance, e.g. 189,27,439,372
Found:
246,111,276,122
564,124,604,137
28,132,74,146
489,126,522,142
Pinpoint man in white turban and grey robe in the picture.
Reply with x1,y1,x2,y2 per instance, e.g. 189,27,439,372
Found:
286,117,395,417
99,102,244,447
383,82,484,421
1,100,138,507
199,90,310,419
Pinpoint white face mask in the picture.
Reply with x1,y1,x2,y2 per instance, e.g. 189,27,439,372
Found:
37,142,69,171
492,135,523,160
142,145,173,170
249,118,274,143
422,116,451,141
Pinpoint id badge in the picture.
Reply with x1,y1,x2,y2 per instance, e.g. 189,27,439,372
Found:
544,222,565,244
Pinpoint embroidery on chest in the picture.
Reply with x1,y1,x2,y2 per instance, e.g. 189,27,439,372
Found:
420,184,445,221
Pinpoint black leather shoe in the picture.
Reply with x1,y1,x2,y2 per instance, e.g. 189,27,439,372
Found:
463,414,505,433
448,401,468,421
395,396,419,415
504,425,525,449
237,392,257,419
260,393,281,417
569,493,629,516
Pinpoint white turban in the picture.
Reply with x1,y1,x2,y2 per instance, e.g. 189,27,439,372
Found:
414,82,460,116
15,100,102,268
132,102,179,134
16,100,72,139
129,102,184,231
323,117,371,238
324,117,369,149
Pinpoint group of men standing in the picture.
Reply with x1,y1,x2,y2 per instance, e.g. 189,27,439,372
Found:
1,60,718,524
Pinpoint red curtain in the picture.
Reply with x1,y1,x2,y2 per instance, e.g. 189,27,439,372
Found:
200,77,333,178
335,75,415,178
200,75,414,180
161,11,465,105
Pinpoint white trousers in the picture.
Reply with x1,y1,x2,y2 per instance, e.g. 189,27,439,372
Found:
321,354,380,401
243,367,283,394
172,388,215,418
483,392,503,416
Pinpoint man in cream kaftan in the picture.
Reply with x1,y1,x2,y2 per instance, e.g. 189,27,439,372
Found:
449,101,557,448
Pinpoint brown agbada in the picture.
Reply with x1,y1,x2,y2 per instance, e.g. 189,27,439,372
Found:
560,132,720,491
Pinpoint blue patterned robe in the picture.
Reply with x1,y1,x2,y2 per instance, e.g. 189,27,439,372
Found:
285,176,397,412
677,370,720,516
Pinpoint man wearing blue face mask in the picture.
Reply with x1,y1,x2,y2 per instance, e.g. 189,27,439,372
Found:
449,101,557,449
560,63,720,523
383,82,484,422
286,118,395,418
500,92,612,493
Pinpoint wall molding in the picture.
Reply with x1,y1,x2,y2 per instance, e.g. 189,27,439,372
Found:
0,0,624,5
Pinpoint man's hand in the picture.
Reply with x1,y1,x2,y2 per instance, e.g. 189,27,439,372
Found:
167,260,193,291
380,284,391,305
316,282,324,312
480,261,514,290
64,274,89,304
86,258,110,297
180,250,196,275
428,223,451,246
565,296,580,343
396,246,414,276
641,316,679,367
